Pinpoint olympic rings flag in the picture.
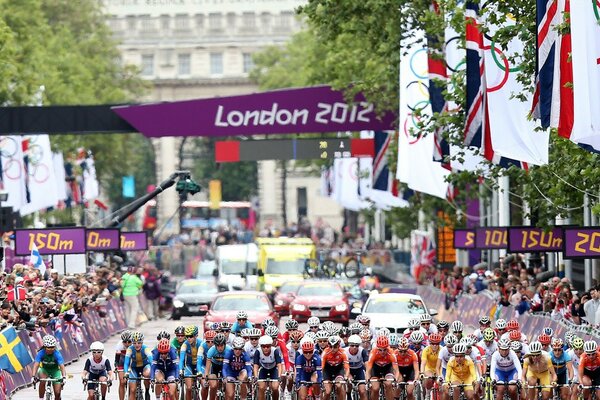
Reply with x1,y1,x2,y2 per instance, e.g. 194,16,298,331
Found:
482,6,549,165
0,136,27,211
569,0,600,151
397,30,449,199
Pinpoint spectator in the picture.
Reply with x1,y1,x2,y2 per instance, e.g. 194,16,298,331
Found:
121,266,144,329
142,268,161,320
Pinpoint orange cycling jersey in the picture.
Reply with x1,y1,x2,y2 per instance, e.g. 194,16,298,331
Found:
395,349,418,368
321,348,349,368
367,348,398,369
580,351,600,372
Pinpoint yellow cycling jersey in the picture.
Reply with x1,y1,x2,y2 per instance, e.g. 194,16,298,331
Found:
445,357,477,383
421,346,440,372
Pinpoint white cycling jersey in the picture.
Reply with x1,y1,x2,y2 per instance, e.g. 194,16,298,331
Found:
477,340,498,366
490,350,523,378
567,348,581,382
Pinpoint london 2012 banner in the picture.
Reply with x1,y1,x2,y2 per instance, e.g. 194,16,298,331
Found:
112,86,396,138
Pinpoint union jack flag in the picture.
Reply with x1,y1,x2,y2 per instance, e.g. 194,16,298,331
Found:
532,0,573,139
372,131,392,191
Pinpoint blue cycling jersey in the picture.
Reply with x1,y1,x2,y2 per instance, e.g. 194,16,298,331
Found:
124,345,154,373
223,348,252,378
150,348,180,380
231,321,253,335
295,353,322,384
550,349,571,374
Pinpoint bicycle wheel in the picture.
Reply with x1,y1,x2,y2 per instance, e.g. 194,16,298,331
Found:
344,258,360,278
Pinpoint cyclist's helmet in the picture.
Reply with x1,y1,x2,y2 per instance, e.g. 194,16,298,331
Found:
328,335,342,347
452,343,467,355
157,330,171,340
495,319,507,330
437,320,449,330
451,320,463,333
497,338,510,350
359,329,372,341
429,333,443,344
376,335,389,349
315,330,329,341
584,340,598,354
529,341,543,355
348,335,361,346
285,319,299,330
329,326,341,336
220,321,232,331
302,339,315,353
538,333,551,346
339,327,349,337
460,337,472,347
420,314,432,323
131,332,144,342
265,325,279,339
506,320,519,331
349,322,362,335
543,327,554,336
408,318,420,329
258,335,273,346
157,338,170,354
445,334,458,347
204,330,217,341
307,317,320,328
572,337,585,350
377,328,391,338
304,331,317,340
213,333,227,346
564,331,576,345
289,331,304,342
398,337,410,351
478,316,491,325
410,331,424,344
236,310,248,320
121,330,133,342
249,328,262,338
357,315,370,324
388,334,400,347
241,328,251,338
210,322,220,331
551,338,564,349
508,330,521,341
261,318,276,329
510,341,522,353
174,326,185,336
483,328,496,342
232,337,245,349
185,325,199,337
90,341,104,352
322,321,335,332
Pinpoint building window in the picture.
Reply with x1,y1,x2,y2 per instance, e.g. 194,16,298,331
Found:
195,14,204,28
276,11,293,28
160,14,170,30
297,187,307,219
260,12,272,28
141,54,154,76
209,13,222,30
210,52,223,75
242,12,256,28
227,13,236,28
140,15,155,31
243,53,254,73
175,14,189,30
178,53,191,75
127,16,136,30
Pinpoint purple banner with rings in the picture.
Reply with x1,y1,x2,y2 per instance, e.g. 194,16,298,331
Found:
112,86,396,138
453,229,476,249
475,227,508,250
14,228,86,256
120,231,148,251
563,227,600,259
86,229,120,251
507,227,563,252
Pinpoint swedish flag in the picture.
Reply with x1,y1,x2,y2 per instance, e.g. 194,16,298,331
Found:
0,327,33,373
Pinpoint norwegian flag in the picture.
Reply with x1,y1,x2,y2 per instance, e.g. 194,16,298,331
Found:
372,131,392,191
532,0,574,138
465,0,528,170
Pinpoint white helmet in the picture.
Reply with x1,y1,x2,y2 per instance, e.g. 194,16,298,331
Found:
408,319,420,329
445,334,458,347
377,328,391,338
495,318,507,330
348,335,361,346
584,340,598,354
307,317,320,327
232,337,245,349
529,341,542,355
451,320,464,333
90,341,104,352
43,335,58,347
258,335,273,346
452,343,467,355
497,339,510,350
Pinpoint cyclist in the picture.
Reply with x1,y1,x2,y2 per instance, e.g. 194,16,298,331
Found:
339,327,349,348
436,320,450,341
359,330,373,352
509,342,524,364
522,341,557,400
232,311,253,336
421,333,442,395
321,335,350,400
295,339,322,400
265,325,292,374
179,325,203,400
494,319,507,340
578,340,600,400
345,334,368,400
490,339,521,400
477,328,498,369
444,343,476,400
82,341,113,400
365,335,399,400
538,334,552,354
315,330,330,355
472,316,492,342
283,319,299,342
403,319,422,337
408,331,426,360
450,321,464,342
568,337,583,400
171,326,186,352
220,322,235,345
244,328,262,359
205,333,231,400
253,335,283,400
123,332,153,400
223,337,252,400
356,315,376,337
307,317,321,335
200,330,217,400
395,337,419,400
420,314,438,335
436,334,458,379
32,335,67,400
549,337,573,399
151,338,179,400
115,330,133,400
285,330,304,396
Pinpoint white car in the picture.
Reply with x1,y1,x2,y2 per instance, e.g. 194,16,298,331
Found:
357,292,438,334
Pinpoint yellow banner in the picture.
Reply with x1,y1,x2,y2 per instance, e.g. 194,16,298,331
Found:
209,180,221,210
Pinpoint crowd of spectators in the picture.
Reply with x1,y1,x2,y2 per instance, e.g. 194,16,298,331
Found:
428,254,598,327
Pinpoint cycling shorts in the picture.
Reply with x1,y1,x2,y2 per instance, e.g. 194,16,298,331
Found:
398,366,415,382
556,370,568,386
184,365,198,377
350,368,365,382
258,367,279,380
323,365,345,381
155,366,178,381
583,368,600,386
129,365,150,379
210,364,223,377
494,368,518,383
526,370,551,393
371,364,393,379
86,372,107,391
39,368,63,381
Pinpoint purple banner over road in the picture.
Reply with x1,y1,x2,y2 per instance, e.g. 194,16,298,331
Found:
14,228,86,256
475,227,508,250
507,227,563,252
453,229,475,249
112,86,396,138
563,227,600,259
120,231,148,251
86,229,120,251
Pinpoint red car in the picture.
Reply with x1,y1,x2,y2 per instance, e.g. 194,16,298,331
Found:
289,281,350,324
273,281,303,316
203,291,278,331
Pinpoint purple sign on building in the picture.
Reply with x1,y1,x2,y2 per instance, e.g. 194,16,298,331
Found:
453,229,475,249
475,227,508,250
86,229,120,251
15,228,86,256
507,227,563,252
112,86,396,138
120,232,148,251
563,227,600,259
